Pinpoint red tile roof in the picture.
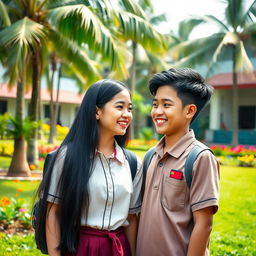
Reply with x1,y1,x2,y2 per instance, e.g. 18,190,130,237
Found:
0,83,84,104
207,72,256,89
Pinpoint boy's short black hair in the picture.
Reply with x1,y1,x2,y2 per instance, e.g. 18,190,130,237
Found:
149,68,213,123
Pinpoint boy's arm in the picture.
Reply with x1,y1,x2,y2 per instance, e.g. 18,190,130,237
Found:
187,207,213,256
124,213,138,256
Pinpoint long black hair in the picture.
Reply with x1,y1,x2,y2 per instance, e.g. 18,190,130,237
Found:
36,79,130,253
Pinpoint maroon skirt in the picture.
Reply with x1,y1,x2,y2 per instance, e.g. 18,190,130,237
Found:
64,226,131,256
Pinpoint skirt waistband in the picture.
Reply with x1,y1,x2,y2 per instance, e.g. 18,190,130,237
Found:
79,226,125,256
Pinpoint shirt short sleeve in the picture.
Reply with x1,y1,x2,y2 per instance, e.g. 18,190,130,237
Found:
129,157,143,214
190,150,220,214
47,147,67,204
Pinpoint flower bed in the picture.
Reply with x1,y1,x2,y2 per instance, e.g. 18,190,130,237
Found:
0,195,32,234
210,145,256,167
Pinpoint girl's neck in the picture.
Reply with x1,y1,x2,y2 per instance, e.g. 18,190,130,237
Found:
98,134,115,157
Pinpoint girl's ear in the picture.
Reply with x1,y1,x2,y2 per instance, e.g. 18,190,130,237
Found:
185,104,197,120
96,106,100,120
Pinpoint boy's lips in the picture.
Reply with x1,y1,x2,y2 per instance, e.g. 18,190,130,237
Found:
155,118,167,126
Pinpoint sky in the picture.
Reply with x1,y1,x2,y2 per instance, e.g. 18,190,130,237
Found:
151,0,226,37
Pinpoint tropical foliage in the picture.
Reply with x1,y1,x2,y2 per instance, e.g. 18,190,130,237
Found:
171,0,256,146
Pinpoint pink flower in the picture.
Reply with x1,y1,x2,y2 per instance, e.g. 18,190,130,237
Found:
19,208,28,213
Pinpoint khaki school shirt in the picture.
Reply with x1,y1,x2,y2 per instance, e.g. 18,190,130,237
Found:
137,130,220,256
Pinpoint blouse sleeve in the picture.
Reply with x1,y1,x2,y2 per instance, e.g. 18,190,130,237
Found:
47,147,67,204
129,157,143,214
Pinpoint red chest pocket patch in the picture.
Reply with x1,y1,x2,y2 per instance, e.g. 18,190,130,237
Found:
170,169,183,180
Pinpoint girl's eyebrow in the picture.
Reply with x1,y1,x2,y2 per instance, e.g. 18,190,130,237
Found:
115,101,132,105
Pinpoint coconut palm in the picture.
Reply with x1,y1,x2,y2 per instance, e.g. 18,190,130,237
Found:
0,0,130,167
171,0,256,146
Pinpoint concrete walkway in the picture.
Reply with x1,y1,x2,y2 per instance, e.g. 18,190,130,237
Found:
0,170,42,181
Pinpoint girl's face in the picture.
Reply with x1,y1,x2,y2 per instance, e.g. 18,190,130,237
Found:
96,89,133,137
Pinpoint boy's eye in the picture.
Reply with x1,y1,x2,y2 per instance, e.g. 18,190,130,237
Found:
152,103,157,108
116,105,123,109
164,103,171,107
128,106,133,111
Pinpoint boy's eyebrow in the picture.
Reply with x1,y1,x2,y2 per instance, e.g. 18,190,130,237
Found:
152,98,174,103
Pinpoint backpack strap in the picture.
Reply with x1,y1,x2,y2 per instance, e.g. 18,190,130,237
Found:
141,147,156,199
184,142,213,188
42,150,57,178
122,148,137,181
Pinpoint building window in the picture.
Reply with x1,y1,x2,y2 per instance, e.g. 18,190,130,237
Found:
239,106,256,129
44,104,61,125
0,100,7,114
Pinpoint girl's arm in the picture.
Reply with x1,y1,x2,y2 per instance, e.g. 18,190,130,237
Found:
124,213,138,256
46,203,61,256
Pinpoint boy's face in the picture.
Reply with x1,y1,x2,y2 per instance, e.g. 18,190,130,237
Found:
151,85,192,137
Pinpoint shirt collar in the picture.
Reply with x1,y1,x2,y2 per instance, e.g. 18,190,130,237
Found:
155,129,196,158
96,141,125,164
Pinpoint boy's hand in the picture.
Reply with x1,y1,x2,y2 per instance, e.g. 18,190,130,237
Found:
187,207,214,256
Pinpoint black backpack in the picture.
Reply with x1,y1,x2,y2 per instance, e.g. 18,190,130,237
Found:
32,148,137,254
141,141,213,197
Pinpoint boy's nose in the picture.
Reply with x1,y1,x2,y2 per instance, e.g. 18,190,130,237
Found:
152,106,164,115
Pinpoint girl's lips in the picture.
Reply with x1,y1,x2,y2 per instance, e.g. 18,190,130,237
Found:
117,121,129,128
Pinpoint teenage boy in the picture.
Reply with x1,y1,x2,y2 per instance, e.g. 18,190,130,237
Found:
137,68,220,256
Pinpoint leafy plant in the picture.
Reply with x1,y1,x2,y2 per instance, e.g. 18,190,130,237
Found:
5,116,40,140
0,113,9,139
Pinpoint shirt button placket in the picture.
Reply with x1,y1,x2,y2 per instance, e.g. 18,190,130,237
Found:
104,160,113,227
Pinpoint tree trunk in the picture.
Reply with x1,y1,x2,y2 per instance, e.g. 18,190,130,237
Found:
8,137,30,177
27,51,40,165
231,46,239,146
7,80,30,177
48,61,56,144
129,41,137,139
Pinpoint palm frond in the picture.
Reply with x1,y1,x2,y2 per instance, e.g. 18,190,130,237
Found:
0,17,46,84
119,0,146,18
0,0,11,26
49,30,101,84
225,0,256,29
202,15,230,31
235,40,254,72
171,34,225,68
117,10,167,52
178,18,205,41
48,4,129,72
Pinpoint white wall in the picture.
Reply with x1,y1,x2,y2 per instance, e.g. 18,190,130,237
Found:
209,88,256,130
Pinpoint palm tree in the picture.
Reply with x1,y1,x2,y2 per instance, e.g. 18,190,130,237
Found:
171,0,256,146
0,0,131,167
115,0,168,137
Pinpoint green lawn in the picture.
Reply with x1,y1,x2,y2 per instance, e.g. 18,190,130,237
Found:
0,161,255,255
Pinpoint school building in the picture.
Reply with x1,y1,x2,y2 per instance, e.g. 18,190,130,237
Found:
1,71,256,145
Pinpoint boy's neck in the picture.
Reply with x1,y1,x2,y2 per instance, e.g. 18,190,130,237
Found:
163,128,189,153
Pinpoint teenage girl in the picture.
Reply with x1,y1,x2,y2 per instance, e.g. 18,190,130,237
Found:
36,80,142,256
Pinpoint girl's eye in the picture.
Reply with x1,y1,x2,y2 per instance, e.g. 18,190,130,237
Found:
164,103,171,107
128,106,133,111
152,103,157,108
116,105,123,109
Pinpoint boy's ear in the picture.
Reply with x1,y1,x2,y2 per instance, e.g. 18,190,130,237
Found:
185,104,197,120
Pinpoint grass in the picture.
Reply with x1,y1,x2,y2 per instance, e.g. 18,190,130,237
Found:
0,180,40,209
210,165,256,255
0,153,256,255
0,156,11,169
